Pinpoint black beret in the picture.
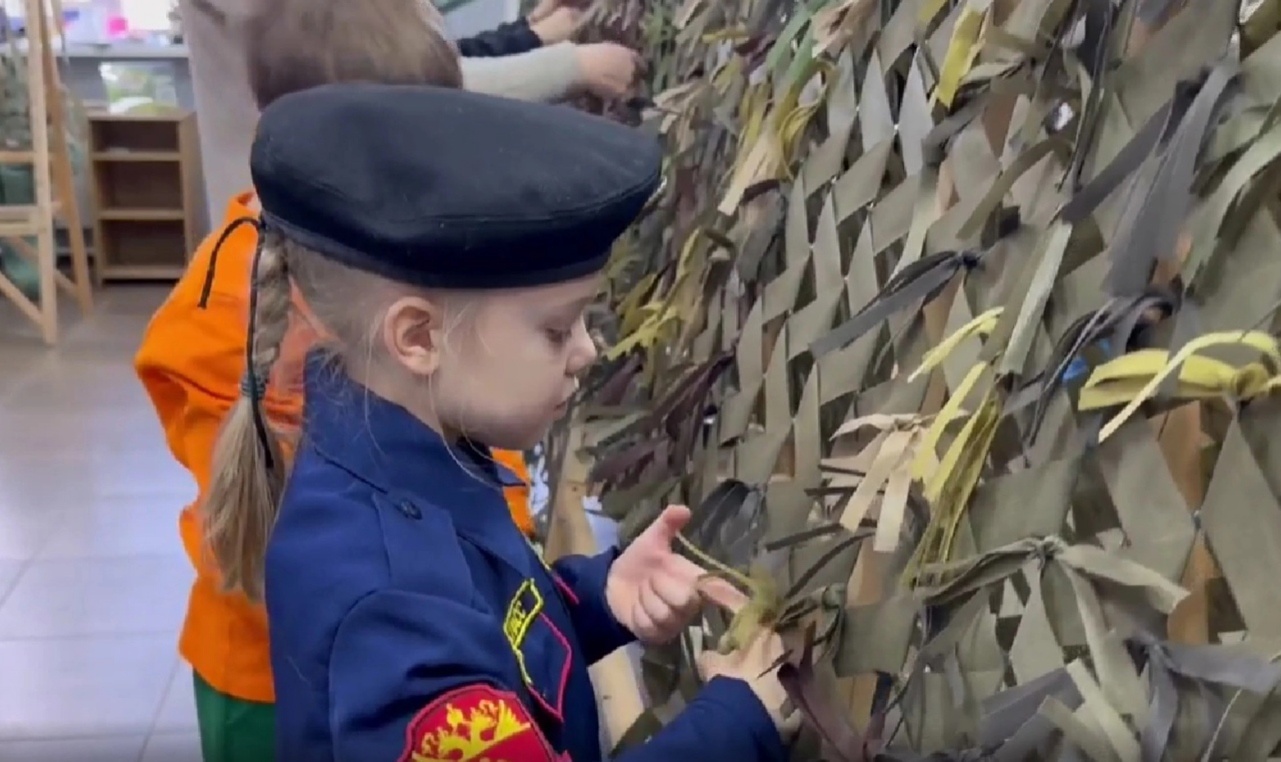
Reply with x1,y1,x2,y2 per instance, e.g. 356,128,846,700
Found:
250,83,663,290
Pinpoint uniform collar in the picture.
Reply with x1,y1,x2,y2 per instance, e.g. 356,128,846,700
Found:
302,354,526,533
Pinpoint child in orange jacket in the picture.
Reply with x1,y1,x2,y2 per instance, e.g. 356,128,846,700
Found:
133,2,552,760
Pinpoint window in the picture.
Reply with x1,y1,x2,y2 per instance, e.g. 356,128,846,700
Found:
118,0,172,32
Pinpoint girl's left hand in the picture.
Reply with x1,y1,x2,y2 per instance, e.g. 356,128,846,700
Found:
604,505,744,644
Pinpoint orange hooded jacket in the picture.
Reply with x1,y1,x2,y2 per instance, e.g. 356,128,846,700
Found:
134,192,536,703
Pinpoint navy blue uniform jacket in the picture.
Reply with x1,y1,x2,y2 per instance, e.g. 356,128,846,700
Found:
265,362,788,761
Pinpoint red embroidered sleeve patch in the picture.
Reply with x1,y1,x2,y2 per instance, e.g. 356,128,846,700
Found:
399,684,557,762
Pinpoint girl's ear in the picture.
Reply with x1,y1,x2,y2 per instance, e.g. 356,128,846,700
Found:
381,295,446,375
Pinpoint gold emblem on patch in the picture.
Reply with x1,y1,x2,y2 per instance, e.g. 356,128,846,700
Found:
403,685,554,762
502,580,544,686
502,579,543,649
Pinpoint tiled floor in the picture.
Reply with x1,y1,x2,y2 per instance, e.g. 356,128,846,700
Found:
0,285,202,762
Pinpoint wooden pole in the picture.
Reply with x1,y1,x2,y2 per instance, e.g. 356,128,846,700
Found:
543,423,648,750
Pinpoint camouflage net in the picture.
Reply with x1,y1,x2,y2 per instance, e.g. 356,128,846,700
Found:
550,0,1281,758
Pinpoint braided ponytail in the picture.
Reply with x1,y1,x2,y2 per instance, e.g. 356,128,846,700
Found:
203,237,293,602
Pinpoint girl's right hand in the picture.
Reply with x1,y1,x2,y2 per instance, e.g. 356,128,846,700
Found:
697,629,800,736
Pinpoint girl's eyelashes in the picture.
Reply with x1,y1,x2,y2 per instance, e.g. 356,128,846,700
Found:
545,311,588,347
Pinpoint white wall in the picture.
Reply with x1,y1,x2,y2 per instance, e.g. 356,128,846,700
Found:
444,0,515,38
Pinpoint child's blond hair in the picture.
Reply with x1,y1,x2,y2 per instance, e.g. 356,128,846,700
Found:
203,238,291,601
203,231,401,600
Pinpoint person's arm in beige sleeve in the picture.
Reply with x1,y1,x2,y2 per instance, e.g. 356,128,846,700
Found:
180,0,643,207
460,42,642,103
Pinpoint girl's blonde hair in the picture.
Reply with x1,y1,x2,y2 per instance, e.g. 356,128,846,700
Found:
204,236,292,601
203,232,392,601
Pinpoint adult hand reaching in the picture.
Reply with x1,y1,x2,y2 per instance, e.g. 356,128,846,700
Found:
529,6,583,44
574,42,644,100
528,0,585,23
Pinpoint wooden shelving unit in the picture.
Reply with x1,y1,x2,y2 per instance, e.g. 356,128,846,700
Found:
87,110,204,281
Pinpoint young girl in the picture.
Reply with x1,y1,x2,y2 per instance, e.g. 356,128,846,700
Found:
203,82,796,761
132,0,642,758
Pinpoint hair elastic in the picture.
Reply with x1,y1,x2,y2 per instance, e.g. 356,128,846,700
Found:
239,371,269,400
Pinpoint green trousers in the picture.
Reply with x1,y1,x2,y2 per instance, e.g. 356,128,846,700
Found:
192,673,276,762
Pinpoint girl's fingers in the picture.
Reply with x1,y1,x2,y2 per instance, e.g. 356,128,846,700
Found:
697,576,750,613
638,581,668,625
664,554,707,585
651,570,700,616
629,598,657,637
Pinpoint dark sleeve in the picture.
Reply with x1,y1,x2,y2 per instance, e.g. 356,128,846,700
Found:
619,678,789,762
456,18,542,58
549,547,637,664
329,589,561,762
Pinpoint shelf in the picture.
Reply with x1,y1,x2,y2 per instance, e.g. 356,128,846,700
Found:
88,110,204,282
90,117,182,153
93,160,182,209
97,218,187,281
99,207,185,221
100,263,187,280
84,110,193,121
12,41,190,60
91,150,182,162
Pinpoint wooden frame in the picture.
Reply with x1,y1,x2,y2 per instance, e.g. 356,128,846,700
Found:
0,0,92,345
